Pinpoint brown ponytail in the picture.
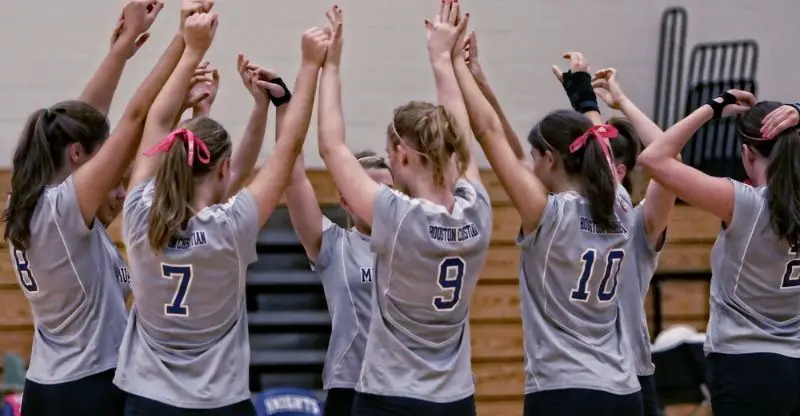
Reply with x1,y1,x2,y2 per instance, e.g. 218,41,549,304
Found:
4,101,108,249
528,110,617,229
738,101,800,248
147,117,232,251
387,101,470,187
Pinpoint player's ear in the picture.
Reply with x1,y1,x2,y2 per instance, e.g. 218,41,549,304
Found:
218,157,230,179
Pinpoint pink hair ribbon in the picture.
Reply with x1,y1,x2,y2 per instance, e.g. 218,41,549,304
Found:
143,128,211,166
568,124,619,162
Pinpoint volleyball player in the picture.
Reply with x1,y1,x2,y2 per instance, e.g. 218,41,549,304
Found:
637,92,800,416
456,39,643,416
591,68,677,416
0,0,208,413
285,149,392,416
316,4,491,415
115,12,330,413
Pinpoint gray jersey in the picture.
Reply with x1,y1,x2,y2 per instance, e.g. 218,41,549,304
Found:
312,217,373,390
518,186,640,395
114,179,259,409
618,202,664,376
706,180,800,357
9,176,129,384
357,179,492,403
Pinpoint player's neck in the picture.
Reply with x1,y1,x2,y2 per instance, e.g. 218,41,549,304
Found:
49,166,74,186
189,177,219,213
408,181,454,211
549,176,583,195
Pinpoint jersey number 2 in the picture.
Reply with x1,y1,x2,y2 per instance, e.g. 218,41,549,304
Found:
570,249,625,302
433,257,465,311
781,247,800,288
13,250,38,293
161,264,193,316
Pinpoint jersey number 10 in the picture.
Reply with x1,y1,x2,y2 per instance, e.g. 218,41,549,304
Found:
570,249,625,302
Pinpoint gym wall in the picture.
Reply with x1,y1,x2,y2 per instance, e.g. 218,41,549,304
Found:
0,0,795,167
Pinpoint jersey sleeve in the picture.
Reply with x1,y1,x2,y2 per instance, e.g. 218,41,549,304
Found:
311,216,343,271
42,175,94,240
221,189,261,266
517,193,565,248
122,179,155,247
371,185,414,254
727,179,764,236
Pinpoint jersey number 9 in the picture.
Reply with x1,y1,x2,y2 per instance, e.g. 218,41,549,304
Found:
570,249,625,302
433,257,466,311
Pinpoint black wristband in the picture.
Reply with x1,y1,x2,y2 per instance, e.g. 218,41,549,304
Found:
267,77,292,107
706,91,737,119
562,71,599,114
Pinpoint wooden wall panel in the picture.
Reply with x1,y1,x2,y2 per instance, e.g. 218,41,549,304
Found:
474,361,525,399
471,323,524,361
0,290,32,329
480,245,519,283
0,328,32,363
644,281,710,319
476,400,523,416
471,285,520,323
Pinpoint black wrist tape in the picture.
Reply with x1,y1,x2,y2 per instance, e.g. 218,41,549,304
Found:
707,91,737,119
562,71,599,114
268,77,292,107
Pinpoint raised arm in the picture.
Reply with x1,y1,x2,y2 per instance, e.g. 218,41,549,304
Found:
224,56,287,197
79,0,163,115
128,12,218,191
552,52,602,125
72,1,186,226
637,90,756,223
286,154,326,261
593,68,675,246
246,27,328,227
452,47,547,234
463,31,524,161
426,0,480,183
316,7,379,227
173,62,218,126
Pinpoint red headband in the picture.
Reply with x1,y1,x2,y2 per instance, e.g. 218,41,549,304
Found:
569,124,619,162
143,128,210,166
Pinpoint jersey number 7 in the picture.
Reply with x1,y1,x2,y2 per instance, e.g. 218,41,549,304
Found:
161,264,193,316
570,249,625,302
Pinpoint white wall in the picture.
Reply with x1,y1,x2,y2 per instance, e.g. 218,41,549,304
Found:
0,0,797,167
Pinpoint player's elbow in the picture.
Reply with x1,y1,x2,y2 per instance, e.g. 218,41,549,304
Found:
636,148,661,171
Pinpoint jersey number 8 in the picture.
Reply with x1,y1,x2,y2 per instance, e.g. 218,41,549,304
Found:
433,257,465,311
13,250,38,293
570,249,625,302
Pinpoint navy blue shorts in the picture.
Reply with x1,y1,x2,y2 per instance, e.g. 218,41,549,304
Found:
351,392,475,416
324,388,356,416
638,375,664,416
21,369,126,416
707,352,800,416
124,393,255,416
524,388,643,416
